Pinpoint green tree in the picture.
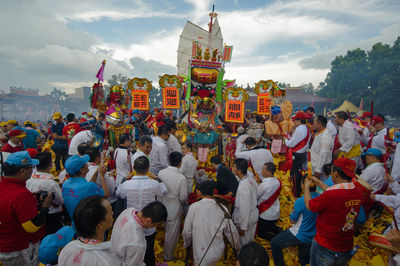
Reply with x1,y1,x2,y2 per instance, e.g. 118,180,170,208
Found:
300,83,315,95
149,87,162,109
49,87,68,114
49,87,68,102
318,36,400,117
107,74,128,90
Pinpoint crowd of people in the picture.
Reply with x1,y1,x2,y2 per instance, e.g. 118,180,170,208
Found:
0,105,400,266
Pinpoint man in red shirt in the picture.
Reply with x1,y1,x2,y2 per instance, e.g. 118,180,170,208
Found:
1,129,26,153
0,151,53,265
62,113,82,145
304,158,364,266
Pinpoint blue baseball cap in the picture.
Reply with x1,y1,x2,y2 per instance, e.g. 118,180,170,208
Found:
5,151,39,166
362,148,382,158
39,226,75,264
65,154,90,175
271,106,281,115
394,132,400,143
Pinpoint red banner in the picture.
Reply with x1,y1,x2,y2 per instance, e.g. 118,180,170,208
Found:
162,87,180,109
131,90,149,111
257,93,271,115
225,100,244,123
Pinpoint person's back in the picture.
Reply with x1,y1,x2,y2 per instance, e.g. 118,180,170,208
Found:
183,181,239,265
22,126,40,149
59,240,120,265
290,193,319,243
111,201,167,266
68,130,93,156
117,175,166,211
235,137,273,178
159,165,187,218
311,185,363,251
115,156,167,238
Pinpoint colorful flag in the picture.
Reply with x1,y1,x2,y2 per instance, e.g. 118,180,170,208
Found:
222,45,233,62
359,98,364,110
96,60,106,82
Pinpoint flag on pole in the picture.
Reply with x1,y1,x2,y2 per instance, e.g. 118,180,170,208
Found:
222,45,233,62
96,60,106,82
359,98,364,110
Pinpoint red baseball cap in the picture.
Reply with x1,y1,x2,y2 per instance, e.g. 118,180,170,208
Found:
8,129,26,138
25,148,39,158
292,111,312,121
372,116,384,125
361,112,372,118
333,158,357,179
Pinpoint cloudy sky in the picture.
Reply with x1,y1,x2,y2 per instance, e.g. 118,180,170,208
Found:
1,0,399,94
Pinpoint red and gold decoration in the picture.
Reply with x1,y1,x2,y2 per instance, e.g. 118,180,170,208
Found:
128,77,152,111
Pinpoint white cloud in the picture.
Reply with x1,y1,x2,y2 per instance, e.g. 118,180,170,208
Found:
227,58,328,88
300,22,400,69
0,0,399,95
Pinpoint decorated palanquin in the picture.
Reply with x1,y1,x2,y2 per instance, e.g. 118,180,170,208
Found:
178,39,235,144
90,61,133,149
159,74,182,110
128,77,152,111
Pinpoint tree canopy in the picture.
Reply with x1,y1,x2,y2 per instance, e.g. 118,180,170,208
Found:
318,36,400,118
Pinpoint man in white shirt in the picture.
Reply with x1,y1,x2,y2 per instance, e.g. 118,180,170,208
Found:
232,158,259,247
115,133,135,186
26,151,63,235
115,156,167,266
236,127,249,153
326,120,338,139
285,111,311,197
360,112,372,147
235,136,273,179
182,181,239,265
111,201,167,266
333,111,362,166
310,115,334,178
392,142,400,182
132,135,153,162
165,120,182,155
361,148,386,193
370,116,387,155
158,152,187,261
68,130,93,156
257,162,281,241
149,125,170,175
180,142,198,193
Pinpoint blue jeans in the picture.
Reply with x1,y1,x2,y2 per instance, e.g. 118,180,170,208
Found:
271,230,311,266
310,239,353,266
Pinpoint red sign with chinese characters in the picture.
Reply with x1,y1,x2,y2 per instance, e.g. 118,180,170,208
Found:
162,87,180,109
257,93,271,115
131,90,149,111
225,100,244,123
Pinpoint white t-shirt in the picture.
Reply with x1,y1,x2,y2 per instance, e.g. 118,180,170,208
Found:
68,130,93,155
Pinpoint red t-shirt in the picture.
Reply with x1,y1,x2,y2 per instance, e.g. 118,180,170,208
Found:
1,142,24,153
0,177,42,252
309,183,364,252
62,122,82,145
